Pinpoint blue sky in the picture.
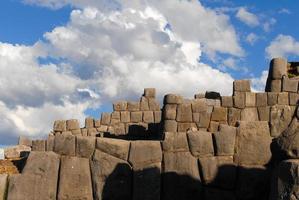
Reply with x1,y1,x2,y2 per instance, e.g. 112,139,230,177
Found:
0,0,299,145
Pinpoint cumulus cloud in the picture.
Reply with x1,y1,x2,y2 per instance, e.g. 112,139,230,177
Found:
266,34,299,58
251,70,268,92
0,0,246,144
236,7,259,27
246,33,259,45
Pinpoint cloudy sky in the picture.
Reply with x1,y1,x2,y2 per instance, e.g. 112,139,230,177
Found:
0,0,299,145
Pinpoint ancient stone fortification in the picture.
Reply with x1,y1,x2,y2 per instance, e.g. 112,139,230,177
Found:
1,57,299,200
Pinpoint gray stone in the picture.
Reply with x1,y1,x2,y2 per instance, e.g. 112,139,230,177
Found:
85,117,94,128
76,136,96,158
278,92,289,105
164,94,183,104
289,92,299,106
233,80,251,92
58,156,93,200
0,174,7,200
96,137,130,161
257,106,270,121
91,150,132,200
113,101,127,111
66,119,80,130
144,88,156,98
245,92,256,107
270,105,293,137
235,121,272,165
268,92,278,106
54,134,76,156
176,103,192,122
18,136,32,147
271,80,282,92
270,57,288,79
256,93,268,107
241,108,259,121
164,120,178,132
101,112,111,125
187,131,214,157
4,145,31,159
228,107,241,126
221,96,233,107
32,140,46,151
53,120,66,132
233,92,246,109
283,77,298,92
214,124,236,156
163,104,177,120
162,132,189,152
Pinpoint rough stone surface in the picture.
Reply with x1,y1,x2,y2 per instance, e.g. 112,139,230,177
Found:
289,92,299,106
66,119,80,130
195,112,211,128
270,105,293,137
4,145,31,159
211,107,227,122
283,78,298,92
164,120,178,132
46,134,55,151
85,117,94,128
240,107,259,121
177,122,197,132
162,132,189,152
91,150,132,200
154,111,162,123
54,134,76,156
96,137,130,160
176,103,193,122
208,121,219,132
256,93,268,107
221,96,233,107
278,92,289,105
127,101,140,111
214,124,236,156
270,58,288,79
258,106,270,121
187,131,214,157
235,121,272,165
0,174,8,200
76,136,96,158
234,92,246,109
18,136,32,147
271,80,282,92
164,104,177,120
268,92,278,106
163,152,202,200
53,120,66,132
143,111,154,123
58,156,93,200
32,140,46,151
233,80,251,92
140,97,150,111
144,88,156,98
120,111,130,123
192,99,207,112
148,98,160,111
131,111,143,123
245,92,256,107
164,94,183,104
228,107,241,126
101,112,111,125
113,101,127,111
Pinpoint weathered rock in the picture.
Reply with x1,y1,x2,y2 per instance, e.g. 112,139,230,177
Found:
283,77,298,92
245,92,256,107
53,120,66,132
270,58,288,79
289,92,299,106
277,118,299,159
211,107,227,122
269,159,299,200
233,92,246,109
233,80,251,92
187,131,214,157
76,136,96,158
144,88,156,98
4,145,31,159
54,134,76,156
85,117,94,128
240,107,259,121
87,127,98,136
271,80,282,92
58,156,93,200
235,121,272,165
129,141,162,168
101,112,111,125
214,124,236,156
66,119,80,130
192,99,207,112
208,121,219,132
162,152,202,200
31,140,46,151
131,111,143,123
164,94,183,104
127,101,140,111
278,92,289,105
148,98,160,111
120,111,130,123
154,111,162,123
46,134,55,151
195,112,211,128
198,156,236,189
256,92,268,107
164,120,178,132
0,174,8,200
96,138,130,160
113,123,126,135
163,104,177,120
113,101,127,111
270,105,293,137
140,96,150,111
221,96,233,107
91,150,132,200
162,132,189,152
143,111,154,123
176,103,192,122
18,136,32,147
268,92,278,106
257,106,270,121
228,107,241,126
177,122,197,132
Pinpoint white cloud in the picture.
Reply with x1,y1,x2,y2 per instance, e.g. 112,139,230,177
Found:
266,34,299,58
263,18,276,32
246,33,259,45
278,8,291,14
0,148,3,159
236,7,259,27
251,70,268,92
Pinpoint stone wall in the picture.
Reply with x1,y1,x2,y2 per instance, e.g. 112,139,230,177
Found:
2,58,299,200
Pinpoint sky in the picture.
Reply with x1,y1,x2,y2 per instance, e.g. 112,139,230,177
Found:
0,0,299,146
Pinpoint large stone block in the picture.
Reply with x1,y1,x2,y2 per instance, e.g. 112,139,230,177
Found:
271,80,282,92
131,111,143,123
221,96,233,107
240,108,259,121
148,98,160,111
163,104,177,120
143,111,154,123
208,121,219,132
66,119,80,130
101,112,111,125
58,156,93,200
270,58,288,79
235,121,272,165
245,92,256,107
164,94,183,104
270,105,293,137
4,145,31,159
113,122,126,135
0,174,7,200
113,101,127,111
214,124,236,156
176,103,192,122
278,92,289,105
164,120,178,132
154,111,162,123
85,117,94,128
162,132,189,152
228,107,241,126
91,150,132,200
54,134,76,156
195,112,211,128
31,140,46,151
233,80,251,92
129,141,162,168
233,92,245,109
191,99,208,112
120,111,130,123
162,152,202,200
144,88,156,98
177,122,197,132
187,131,214,157
127,101,140,111
96,138,130,161
283,77,298,92
198,156,236,189
256,92,268,107
53,120,66,132
76,136,96,158
269,159,299,200
257,106,270,121
140,96,149,111
46,134,55,151
18,136,32,147
268,92,278,106
289,92,299,105
211,107,227,122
